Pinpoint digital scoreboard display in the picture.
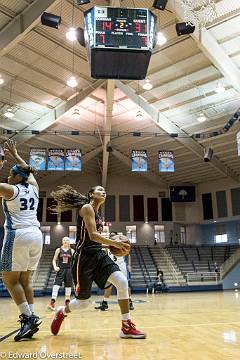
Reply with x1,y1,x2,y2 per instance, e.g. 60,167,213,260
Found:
84,6,156,79
94,7,149,49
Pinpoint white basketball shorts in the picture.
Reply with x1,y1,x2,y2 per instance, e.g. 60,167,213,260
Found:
0,227,43,272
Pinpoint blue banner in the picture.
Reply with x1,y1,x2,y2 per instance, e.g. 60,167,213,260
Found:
131,150,148,172
159,151,175,172
65,149,82,171
47,148,65,171
29,148,46,170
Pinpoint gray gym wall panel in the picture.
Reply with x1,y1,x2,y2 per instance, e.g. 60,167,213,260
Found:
119,195,130,222
216,191,228,218
231,188,240,216
105,195,116,222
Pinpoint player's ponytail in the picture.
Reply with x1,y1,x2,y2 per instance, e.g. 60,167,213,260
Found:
51,185,90,213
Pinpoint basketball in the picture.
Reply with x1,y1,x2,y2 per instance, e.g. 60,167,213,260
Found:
109,236,131,257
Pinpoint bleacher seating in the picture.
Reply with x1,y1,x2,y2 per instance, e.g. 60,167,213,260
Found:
166,244,239,277
32,247,54,291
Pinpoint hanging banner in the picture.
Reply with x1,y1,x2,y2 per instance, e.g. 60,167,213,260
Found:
159,151,175,172
131,150,148,172
29,148,46,170
47,148,65,170
65,149,82,171
237,132,240,156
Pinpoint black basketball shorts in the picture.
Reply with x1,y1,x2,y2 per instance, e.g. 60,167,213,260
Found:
54,268,73,287
72,248,120,300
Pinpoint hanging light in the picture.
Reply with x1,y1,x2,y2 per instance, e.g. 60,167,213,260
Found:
67,76,78,88
156,32,167,46
4,108,14,118
197,112,207,123
66,27,77,42
136,110,144,120
142,79,153,90
72,108,80,119
215,82,225,94
0,77,4,85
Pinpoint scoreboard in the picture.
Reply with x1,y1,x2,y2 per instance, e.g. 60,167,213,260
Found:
94,7,150,49
84,7,156,79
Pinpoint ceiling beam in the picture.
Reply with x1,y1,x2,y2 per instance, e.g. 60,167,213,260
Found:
0,0,58,57
112,149,168,187
116,80,239,182
168,0,240,93
199,29,240,93
6,80,105,144
102,80,115,188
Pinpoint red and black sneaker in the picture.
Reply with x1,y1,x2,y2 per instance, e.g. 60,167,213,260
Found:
120,320,146,339
51,306,66,335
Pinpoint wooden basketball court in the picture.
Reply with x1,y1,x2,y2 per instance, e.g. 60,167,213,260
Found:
1,291,240,359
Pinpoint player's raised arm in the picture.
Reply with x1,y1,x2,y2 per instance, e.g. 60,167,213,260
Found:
4,139,38,190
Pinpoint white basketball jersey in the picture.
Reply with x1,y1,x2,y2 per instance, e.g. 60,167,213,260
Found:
3,184,40,230
108,249,125,266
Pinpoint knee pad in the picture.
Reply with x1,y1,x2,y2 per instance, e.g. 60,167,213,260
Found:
108,271,129,300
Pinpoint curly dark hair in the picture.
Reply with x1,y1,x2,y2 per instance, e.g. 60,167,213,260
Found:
50,185,99,213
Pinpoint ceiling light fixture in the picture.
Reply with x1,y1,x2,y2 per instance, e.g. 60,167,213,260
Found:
72,108,80,119
67,76,78,88
4,108,14,118
215,82,225,94
142,79,153,90
136,110,144,120
66,27,77,42
156,32,167,45
0,77,4,85
197,113,207,123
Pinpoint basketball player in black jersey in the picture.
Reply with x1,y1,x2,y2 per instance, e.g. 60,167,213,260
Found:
50,185,146,339
48,237,74,311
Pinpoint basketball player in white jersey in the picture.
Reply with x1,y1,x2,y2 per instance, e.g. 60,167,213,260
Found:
95,231,134,311
0,140,43,341
48,237,74,311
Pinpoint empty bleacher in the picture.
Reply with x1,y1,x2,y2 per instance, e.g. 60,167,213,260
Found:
32,248,54,291
166,244,239,277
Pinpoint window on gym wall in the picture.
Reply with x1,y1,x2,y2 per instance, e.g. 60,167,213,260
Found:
215,234,228,243
69,226,77,244
41,226,51,245
215,224,227,243
154,225,165,243
126,225,136,243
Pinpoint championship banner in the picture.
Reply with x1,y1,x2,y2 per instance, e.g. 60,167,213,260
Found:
65,149,82,171
159,151,175,172
237,132,240,156
29,148,46,170
131,150,148,172
47,148,65,171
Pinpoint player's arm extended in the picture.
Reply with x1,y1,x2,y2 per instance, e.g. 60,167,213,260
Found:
0,183,14,200
52,248,60,271
80,205,129,251
5,140,39,190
